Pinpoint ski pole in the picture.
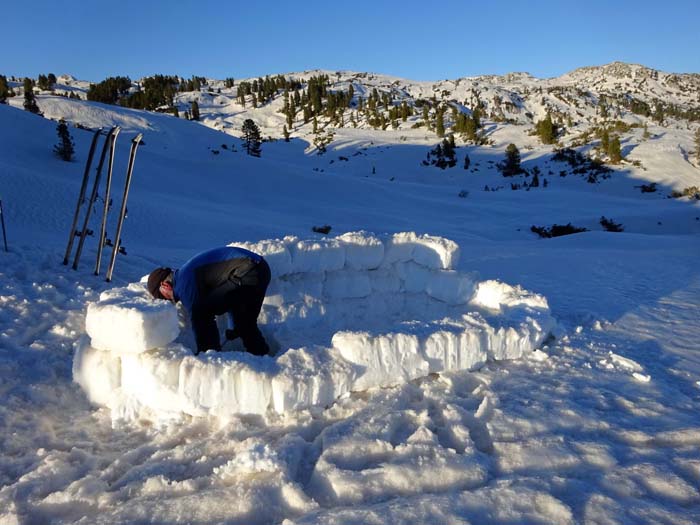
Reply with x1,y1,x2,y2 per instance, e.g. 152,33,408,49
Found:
0,199,8,252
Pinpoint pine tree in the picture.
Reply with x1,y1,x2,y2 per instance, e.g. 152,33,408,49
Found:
241,119,262,157
283,124,290,142
472,107,482,130
608,135,622,164
0,75,9,103
23,78,41,114
599,128,610,154
286,101,294,128
53,119,75,161
464,116,478,143
653,104,664,124
535,113,557,144
435,108,445,138
463,153,471,170
401,101,409,122
191,100,200,121
695,127,700,164
37,74,50,91
501,143,522,177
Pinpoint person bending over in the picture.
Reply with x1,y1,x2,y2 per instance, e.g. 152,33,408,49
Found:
147,246,271,356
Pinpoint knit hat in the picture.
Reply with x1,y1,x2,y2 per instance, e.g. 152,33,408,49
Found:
147,267,172,299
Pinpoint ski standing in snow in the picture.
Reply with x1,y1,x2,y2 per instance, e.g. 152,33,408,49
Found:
106,133,143,282
94,127,121,275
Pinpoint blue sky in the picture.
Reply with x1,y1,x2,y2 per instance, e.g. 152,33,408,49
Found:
3,0,698,81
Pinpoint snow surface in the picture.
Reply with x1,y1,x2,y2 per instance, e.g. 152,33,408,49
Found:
74,232,554,422
1,64,700,524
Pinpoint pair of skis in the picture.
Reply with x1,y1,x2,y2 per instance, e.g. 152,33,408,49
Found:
63,127,143,282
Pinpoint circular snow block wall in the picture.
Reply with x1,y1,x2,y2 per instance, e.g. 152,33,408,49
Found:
74,232,555,423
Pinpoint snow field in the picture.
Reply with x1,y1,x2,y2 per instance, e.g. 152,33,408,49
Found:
74,232,555,422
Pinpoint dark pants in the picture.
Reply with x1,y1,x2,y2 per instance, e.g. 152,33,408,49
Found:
192,259,271,356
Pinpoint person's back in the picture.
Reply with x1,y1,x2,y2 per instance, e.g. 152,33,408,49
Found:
173,246,262,314
148,246,271,356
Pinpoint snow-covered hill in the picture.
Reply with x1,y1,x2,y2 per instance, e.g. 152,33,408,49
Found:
0,62,699,524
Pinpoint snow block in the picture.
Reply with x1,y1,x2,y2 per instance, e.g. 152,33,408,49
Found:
85,283,179,354
288,238,345,274
332,331,429,391
178,352,275,418
368,268,402,293
73,338,121,406
471,279,549,313
234,237,294,277
337,231,384,270
382,232,460,270
425,270,477,305
74,231,556,423
422,323,489,373
271,347,357,413
120,346,187,414
323,271,372,299
395,261,432,293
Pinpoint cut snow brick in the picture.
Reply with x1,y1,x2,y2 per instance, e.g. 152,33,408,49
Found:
332,331,429,390
86,283,180,354
422,326,488,373
411,234,460,270
289,238,346,274
382,232,460,269
426,270,476,304
471,280,549,313
271,347,357,413
177,352,275,417
234,238,294,277
337,231,385,270
324,271,372,299
72,339,121,406
395,261,432,293
368,268,402,293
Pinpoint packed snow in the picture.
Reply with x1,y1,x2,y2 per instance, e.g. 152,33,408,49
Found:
1,63,699,524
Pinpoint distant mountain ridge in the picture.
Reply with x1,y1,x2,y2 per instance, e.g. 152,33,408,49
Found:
6,62,699,162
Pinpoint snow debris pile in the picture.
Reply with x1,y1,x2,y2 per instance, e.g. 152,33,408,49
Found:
74,231,555,422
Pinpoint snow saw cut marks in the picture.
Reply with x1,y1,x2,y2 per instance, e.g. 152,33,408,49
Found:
73,231,555,422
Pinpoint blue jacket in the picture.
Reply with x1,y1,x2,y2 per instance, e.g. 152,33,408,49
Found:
172,246,262,315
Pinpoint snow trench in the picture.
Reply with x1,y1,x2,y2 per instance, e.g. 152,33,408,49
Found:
73,232,555,422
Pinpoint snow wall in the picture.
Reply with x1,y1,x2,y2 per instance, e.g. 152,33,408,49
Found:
73,232,555,423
